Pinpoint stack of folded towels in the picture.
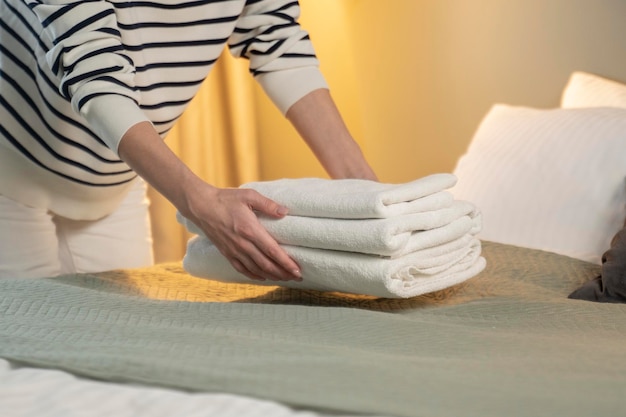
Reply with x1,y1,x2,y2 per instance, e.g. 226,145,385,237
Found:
178,173,486,299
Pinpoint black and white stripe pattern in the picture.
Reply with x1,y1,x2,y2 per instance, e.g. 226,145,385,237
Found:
0,0,320,189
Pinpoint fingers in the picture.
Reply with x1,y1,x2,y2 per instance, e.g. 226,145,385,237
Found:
245,189,289,218
229,213,302,282
193,187,301,283
229,242,302,283
226,243,302,283
230,258,265,282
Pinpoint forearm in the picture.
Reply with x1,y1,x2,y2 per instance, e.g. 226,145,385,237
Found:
286,89,377,181
117,121,208,218
117,121,301,282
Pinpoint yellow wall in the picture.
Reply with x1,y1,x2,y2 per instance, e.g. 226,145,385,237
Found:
253,0,365,181
254,0,626,183
153,0,626,262
253,0,468,183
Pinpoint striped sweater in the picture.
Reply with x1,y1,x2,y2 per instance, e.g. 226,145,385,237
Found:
0,0,327,220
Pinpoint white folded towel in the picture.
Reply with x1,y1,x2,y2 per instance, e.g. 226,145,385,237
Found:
179,174,485,298
241,173,457,219
183,234,486,298
177,200,481,257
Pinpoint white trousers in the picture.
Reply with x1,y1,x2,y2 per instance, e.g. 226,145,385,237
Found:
0,179,154,278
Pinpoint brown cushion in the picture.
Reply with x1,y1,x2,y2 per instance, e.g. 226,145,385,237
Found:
569,219,626,303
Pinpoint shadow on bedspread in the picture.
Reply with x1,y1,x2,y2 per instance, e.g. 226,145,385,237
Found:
1,241,624,417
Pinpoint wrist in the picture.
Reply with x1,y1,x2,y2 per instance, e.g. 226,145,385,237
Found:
327,139,378,181
178,175,219,221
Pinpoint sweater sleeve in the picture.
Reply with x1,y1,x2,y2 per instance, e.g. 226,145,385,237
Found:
25,0,150,154
228,0,328,114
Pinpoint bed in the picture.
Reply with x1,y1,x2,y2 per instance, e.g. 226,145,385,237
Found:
3,15,626,417
2,240,626,417
3,70,626,416
2,76,626,417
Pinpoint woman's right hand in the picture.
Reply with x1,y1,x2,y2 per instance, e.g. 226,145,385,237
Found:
181,183,303,282
117,121,301,283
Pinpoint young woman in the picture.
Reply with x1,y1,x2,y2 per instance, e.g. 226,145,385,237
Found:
0,0,377,280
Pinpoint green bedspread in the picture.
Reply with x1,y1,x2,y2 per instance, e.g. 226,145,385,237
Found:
1,241,625,417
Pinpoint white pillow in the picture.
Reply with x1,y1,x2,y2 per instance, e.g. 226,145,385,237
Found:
450,104,626,264
561,71,626,109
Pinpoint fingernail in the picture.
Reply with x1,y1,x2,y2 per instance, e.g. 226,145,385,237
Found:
276,206,288,216
292,268,301,278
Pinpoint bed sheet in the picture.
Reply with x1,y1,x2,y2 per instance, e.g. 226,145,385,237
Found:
1,241,625,417
0,358,371,417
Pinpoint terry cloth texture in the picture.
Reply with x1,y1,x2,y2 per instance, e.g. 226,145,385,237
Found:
183,234,486,298
177,200,480,257
240,174,458,219
179,175,486,298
